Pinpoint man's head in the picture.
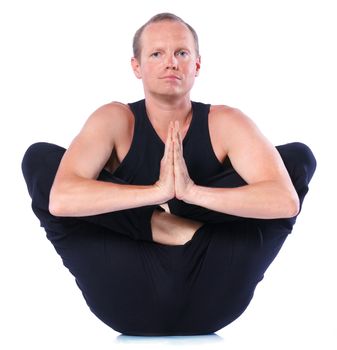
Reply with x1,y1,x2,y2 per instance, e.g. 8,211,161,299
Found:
132,13,199,61
131,13,201,100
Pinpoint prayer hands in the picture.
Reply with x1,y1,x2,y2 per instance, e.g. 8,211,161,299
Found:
155,121,195,203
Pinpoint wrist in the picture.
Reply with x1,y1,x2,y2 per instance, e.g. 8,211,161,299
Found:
181,182,198,204
152,182,174,204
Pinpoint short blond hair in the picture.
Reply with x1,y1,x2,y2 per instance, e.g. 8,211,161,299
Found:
132,13,199,60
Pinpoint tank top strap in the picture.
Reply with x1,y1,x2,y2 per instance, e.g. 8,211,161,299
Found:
112,100,163,184
184,101,225,183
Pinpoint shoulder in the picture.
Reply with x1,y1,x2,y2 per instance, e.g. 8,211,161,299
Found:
209,104,258,134
87,101,133,125
210,104,251,124
81,101,134,136
208,104,262,152
75,102,135,149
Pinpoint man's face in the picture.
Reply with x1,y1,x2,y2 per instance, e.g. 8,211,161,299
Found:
131,21,201,100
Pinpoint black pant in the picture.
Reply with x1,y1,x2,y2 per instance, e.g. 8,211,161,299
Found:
21,142,316,335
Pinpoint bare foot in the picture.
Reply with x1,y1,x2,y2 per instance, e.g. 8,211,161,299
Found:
151,209,203,245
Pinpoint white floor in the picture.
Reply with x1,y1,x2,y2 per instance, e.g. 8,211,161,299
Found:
1,1,336,349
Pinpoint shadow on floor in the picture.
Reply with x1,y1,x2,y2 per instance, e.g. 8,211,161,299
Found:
114,333,224,346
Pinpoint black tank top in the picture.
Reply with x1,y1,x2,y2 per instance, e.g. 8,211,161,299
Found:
113,99,228,215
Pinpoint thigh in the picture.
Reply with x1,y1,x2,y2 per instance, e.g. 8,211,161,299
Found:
22,142,157,241
47,222,159,334
179,219,288,334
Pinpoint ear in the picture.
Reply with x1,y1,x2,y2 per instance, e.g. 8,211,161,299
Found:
131,57,142,79
195,55,201,77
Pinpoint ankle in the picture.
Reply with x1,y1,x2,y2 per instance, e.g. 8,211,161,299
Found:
151,210,202,245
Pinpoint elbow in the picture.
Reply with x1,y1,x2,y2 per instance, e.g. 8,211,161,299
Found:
49,188,68,217
284,192,300,218
48,201,63,217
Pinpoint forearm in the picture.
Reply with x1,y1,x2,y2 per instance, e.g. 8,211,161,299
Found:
184,181,300,219
49,177,163,217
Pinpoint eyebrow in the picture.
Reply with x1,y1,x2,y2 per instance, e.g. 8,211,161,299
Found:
149,47,191,52
176,47,191,52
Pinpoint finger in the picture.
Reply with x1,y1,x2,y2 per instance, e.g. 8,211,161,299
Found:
173,121,179,146
166,131,174,165
163,122,173,160
173,137,184,170
167,121,174,143
174,120,183,149
173,131,180,158
177,129,183,148
173,129,183,161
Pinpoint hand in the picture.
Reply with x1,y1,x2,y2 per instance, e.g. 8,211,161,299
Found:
172,121,195,201
154,121,175,203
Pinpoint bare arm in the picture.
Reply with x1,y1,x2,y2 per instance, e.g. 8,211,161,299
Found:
49,103,170,217
174,107,300,219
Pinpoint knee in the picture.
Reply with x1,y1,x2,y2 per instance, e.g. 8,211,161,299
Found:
22,143,46,185
22,142,64,173
22,142,65,196
290,142,317,182
276,142,317,183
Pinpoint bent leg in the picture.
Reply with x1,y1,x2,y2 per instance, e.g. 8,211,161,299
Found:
179,143,316,333
274,142,316,230
21,142,194,334
21,142,161,242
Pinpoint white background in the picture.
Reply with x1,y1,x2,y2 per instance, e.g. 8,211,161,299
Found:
1,0,336,349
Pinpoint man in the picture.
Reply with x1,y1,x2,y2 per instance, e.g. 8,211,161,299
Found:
22,13,316,335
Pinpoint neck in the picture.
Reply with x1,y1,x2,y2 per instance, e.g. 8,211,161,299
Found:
144,94,192,128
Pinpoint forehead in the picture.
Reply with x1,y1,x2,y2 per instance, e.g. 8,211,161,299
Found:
141,21,195,50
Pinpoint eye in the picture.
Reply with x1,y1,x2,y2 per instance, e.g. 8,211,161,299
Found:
176,50,189,58
150,52,161,58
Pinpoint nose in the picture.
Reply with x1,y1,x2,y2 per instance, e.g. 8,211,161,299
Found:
165,54,178,70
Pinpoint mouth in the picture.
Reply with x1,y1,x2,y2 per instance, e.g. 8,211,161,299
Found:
160,75,182,80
